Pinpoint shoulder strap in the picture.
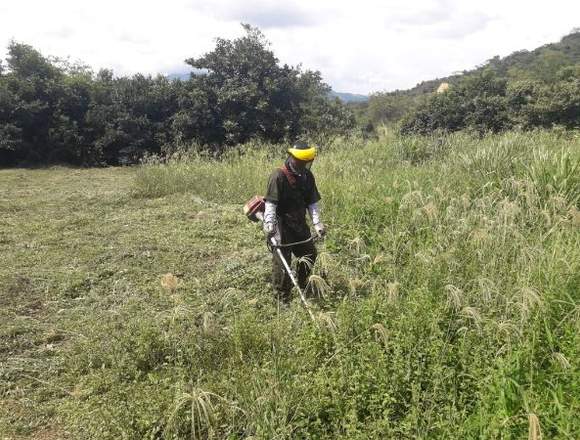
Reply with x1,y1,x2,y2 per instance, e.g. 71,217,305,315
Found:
279,164,297,188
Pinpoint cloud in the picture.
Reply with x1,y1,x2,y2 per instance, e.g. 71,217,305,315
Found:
386,1,494,39
1,0,579,94
387,0,451,26
427,12,494,39
189,0,329,28
44,26,76,40
227,7,318,29
118,32,149,46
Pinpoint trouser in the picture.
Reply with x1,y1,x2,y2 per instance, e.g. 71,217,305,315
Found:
272,237,317,302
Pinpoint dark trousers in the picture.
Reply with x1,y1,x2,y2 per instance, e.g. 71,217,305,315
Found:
272,238,317,302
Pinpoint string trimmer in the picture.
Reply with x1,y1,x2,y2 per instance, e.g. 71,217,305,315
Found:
244,196,318,319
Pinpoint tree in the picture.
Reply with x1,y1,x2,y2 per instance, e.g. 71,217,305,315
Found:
0,28,355,166
185,24,354,146
401,70,512,135
0,42,64,163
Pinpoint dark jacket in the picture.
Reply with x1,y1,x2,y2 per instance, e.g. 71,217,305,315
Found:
265,162,321,241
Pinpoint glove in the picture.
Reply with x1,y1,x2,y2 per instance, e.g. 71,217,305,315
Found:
314,222,326,238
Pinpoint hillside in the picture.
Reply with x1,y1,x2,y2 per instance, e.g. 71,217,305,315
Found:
1,131,579,438
361,30,580,131
329,91,369,103
392,30,580,97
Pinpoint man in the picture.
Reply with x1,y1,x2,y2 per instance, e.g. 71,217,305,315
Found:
263,141,326,302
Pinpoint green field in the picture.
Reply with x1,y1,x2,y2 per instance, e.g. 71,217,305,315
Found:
1,131,579,439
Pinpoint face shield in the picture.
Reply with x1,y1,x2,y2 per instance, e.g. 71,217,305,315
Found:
291,157,313,173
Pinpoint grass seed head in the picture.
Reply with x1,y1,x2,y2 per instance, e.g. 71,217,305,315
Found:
422,201,438,221
568,206,580,226
552,352,571,370
387,282,400,303
519,287,543,321
348,278,366,295
348,236,366,255
317,311,338,333
461,306,482,332
166,386,219,440
370,323,389,348
307,274,331,299
445,284,463,311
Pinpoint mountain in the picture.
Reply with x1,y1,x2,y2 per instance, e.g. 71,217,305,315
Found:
329,91,369,103
167,72,191,81
166,72,368,104
392,29,580,97
166,68,208,81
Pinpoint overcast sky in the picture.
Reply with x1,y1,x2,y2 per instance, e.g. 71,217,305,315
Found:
1,0,578,94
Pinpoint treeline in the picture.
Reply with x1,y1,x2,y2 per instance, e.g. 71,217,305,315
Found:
0,25,354,166
401,65,580,135
357,30,580,134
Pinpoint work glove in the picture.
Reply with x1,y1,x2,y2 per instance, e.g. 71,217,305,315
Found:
314,222,326,238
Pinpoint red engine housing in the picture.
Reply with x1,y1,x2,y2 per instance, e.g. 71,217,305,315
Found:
243,195,265,222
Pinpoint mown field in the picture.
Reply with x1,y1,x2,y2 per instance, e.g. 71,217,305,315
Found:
1,130,579,439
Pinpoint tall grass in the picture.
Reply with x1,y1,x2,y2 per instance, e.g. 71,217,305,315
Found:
64,130,580,438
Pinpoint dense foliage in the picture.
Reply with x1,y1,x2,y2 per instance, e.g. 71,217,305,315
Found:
400,66,580,135
0,25,354,166
361,31,580,132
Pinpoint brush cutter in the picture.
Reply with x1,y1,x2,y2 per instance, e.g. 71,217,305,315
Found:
243,196,319,319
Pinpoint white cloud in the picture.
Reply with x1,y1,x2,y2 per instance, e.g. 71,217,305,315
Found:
189,0,333,28
1,0,578,94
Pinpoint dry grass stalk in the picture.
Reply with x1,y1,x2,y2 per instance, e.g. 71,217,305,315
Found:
387,282,400,303
528,413,542,440
307,274,331,299
161,273,179,292
445,284,463,311
461,306,482,332
348,278,366,295
297,255,315,271
167,386,221,440
317,311,338,333
568,206,580,226
552,352,571,369
520,287,543,321
348,236,366,255
476,277,496,303
202,311,216,336
370,323,388,348
422,201,438,221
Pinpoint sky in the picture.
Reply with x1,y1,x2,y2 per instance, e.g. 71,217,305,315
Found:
1,0,578,94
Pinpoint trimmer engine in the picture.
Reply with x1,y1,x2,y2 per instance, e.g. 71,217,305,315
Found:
243,195,265,222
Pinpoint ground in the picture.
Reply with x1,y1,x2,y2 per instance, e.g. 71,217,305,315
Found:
0,166,269,438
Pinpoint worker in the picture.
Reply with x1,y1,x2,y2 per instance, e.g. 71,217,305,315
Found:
263,141,326,302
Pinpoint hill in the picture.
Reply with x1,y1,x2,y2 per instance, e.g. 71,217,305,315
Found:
362,30,580,131
397,29,580,97
329,90,369,103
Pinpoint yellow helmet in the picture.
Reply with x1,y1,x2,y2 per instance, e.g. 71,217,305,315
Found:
288,141,316,161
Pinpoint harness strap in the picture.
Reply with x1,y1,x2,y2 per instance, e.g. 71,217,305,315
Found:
279,164,297,188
